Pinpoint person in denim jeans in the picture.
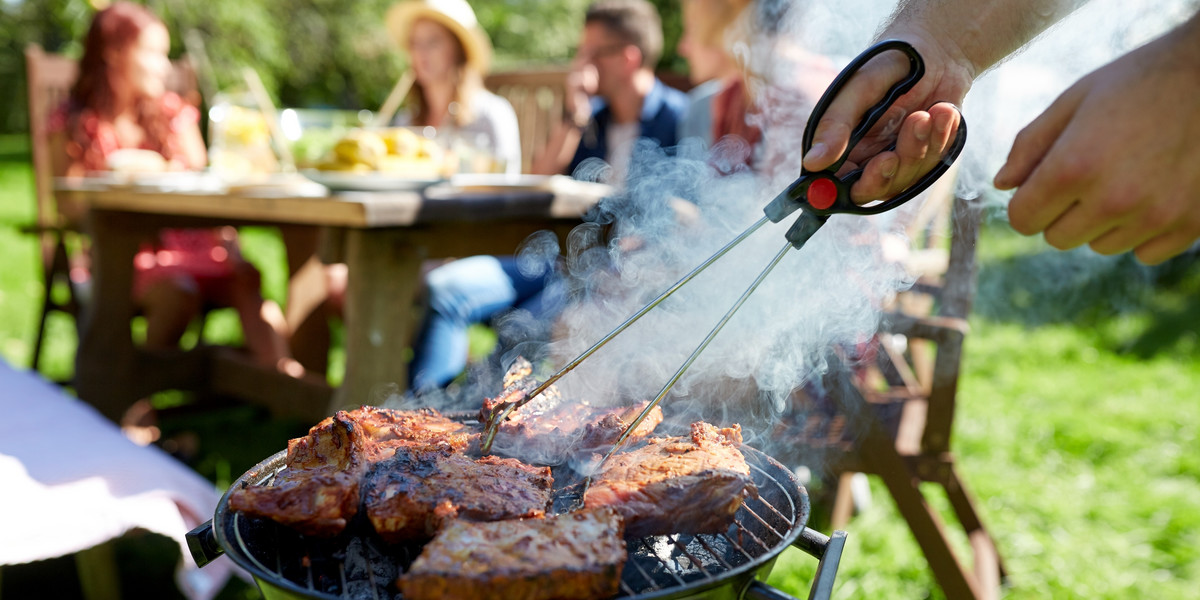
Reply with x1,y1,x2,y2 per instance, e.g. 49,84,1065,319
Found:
411,0,688,391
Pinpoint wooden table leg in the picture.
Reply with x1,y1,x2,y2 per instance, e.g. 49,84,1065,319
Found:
332,228,424,412
74,210,144,422
74,211,210,422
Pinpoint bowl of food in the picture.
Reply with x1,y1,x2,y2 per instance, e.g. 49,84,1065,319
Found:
277,108,375,170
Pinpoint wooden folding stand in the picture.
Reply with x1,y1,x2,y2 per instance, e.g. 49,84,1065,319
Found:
779,192,1006,600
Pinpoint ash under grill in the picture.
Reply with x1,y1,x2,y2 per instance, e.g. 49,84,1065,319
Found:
216,446,808,600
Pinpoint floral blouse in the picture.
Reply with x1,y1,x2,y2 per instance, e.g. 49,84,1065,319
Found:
48,92,202,172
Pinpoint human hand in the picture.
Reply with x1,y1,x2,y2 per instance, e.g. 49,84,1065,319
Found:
564,60,598,128
801,26,974,204
997,22,1200,265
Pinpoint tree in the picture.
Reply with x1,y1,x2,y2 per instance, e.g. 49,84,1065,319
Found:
1,0,685,134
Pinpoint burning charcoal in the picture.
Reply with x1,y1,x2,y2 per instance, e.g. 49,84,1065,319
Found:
341,536,398,600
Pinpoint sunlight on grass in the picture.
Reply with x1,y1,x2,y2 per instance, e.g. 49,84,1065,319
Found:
2,133,1198,598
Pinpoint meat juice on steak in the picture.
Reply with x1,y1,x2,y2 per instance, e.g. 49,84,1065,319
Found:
364,445,553,543
227,406,477,537
583,422,758,539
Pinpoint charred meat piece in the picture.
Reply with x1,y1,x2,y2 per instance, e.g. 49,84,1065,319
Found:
228,407,476,537
583,422,758,539
483,357,663,463
576,400,665,453
364,446,553,543
398,508,627,600
350,405,479,456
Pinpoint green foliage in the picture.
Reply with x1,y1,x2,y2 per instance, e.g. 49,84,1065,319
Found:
0,0,686,134
2,127,1200,596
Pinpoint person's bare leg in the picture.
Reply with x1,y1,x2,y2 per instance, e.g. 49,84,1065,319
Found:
228,260,304,376
140,276,202,349
127,275,201,445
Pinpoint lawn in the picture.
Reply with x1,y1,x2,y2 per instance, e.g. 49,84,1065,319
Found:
1,131,1198,599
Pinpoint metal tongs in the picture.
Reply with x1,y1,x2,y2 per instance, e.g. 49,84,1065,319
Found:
481,40,968,461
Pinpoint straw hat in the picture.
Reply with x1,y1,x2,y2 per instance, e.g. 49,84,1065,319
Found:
386,0,493,74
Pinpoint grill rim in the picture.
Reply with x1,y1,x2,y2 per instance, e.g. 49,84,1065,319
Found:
211,443,810,600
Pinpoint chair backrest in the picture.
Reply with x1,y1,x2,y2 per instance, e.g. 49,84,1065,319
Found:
485,67,569,174
24,44,200,233
484,68,694,173
25,43,78,238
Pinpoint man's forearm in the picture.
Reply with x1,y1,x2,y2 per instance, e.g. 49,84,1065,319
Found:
883,0,1090,77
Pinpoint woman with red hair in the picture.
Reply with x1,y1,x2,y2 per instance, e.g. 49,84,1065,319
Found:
50,3,300,390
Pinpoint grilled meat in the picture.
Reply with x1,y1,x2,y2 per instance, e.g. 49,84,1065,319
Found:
576,400,665,453
583,422,758,539
483,357,664,463
364,445,553,543
227,406,477,537
398,508,627,600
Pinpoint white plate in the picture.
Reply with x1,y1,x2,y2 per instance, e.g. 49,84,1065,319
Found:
448,173,553,191
128,172,227,193
301,169,443,192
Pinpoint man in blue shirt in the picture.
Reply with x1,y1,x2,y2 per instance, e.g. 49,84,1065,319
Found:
532,0,689,183
412,0,688,393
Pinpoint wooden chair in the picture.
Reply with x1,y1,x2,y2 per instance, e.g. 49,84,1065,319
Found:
25,44,85,380
485,67,570,174
775,189,1006,600
484,67,695,174
23,44,200,382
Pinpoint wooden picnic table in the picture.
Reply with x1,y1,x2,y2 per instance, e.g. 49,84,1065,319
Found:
56,175,607,422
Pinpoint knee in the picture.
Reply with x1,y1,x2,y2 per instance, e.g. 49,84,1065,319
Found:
142,275,203,316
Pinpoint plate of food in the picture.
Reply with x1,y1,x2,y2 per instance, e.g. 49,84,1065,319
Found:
300,127,448,191
301,169,443,192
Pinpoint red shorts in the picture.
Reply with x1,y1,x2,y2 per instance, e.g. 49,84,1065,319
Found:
132,228,236,302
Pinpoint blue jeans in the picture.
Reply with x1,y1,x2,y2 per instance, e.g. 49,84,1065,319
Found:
409,255,563,391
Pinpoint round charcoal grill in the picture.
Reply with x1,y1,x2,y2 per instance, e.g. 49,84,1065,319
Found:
188,444,845,600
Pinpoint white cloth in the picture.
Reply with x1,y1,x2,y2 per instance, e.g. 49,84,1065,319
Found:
0,360,237,600
605,121,639,187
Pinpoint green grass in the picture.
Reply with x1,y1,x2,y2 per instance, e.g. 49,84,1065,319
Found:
766,224,1200,600
3,133,1199,598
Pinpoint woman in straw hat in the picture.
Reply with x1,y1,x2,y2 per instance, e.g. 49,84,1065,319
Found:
383,0,558,392
386,0,520,174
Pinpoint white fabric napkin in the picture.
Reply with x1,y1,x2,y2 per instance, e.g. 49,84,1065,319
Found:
0,360,239,600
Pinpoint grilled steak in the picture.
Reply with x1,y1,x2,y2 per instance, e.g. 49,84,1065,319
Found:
483,357,664,463
583,422,758,539
398,508,627,600
364,446,553,543
228,406,477,537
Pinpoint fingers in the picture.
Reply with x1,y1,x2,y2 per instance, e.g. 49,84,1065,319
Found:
850,103,960,203
802,51,912,172
999,85,1090,241
994,85,1083,192
1133,228,1198,265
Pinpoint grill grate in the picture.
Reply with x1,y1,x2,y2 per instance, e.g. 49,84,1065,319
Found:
220,446,807,600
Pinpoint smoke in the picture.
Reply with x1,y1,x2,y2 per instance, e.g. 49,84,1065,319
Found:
396,0,1194,465
541,2,1191,444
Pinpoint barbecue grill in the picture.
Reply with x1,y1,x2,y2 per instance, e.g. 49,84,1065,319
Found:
188,440,845,600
